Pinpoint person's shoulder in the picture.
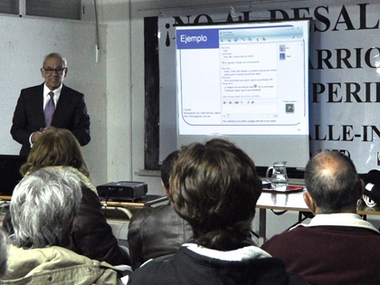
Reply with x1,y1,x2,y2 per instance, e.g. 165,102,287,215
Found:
20,84,43,94
128,206,164,236
142,204,181,225
81,184,100,200
286,272,309,285
129,206,157,223
128,257,172,284
9,245,90,264
62,84,84,96
261,227,305,249
7,245,122,285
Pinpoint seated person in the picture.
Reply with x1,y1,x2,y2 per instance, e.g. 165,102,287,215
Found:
127,138,307,285
262,151,380,285
359,169,380,207
1,167,123,284
128,150,193,269
2,128,130,266
0,229,8,278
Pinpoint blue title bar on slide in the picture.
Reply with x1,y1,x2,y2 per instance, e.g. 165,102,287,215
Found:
176,28,219,49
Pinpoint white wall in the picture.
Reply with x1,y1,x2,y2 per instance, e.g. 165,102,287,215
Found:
0,14,109,186
95,0,163,194
96,0,133,185
0,0,164,196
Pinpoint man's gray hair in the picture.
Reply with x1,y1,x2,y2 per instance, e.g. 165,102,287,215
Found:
43,52,67,68
10,166,82,248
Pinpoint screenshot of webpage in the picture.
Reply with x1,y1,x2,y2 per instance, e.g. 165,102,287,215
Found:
176,21,309,136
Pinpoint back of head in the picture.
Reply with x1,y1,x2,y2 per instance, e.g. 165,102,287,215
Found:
169,138,262,250
305,151,361,213
20,128,89,177
160,150,179,191
10,166,83,249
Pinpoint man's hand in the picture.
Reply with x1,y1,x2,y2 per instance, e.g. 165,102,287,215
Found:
31,131,43,143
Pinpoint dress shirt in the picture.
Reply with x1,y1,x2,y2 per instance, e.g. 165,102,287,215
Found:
43,84,62,108
28,84,63,147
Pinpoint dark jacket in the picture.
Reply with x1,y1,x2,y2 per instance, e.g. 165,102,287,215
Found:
3,168,130,266
128,204,193,269
72,186,130,265
11,83,91,156
127,243,307,285
359,169,380,205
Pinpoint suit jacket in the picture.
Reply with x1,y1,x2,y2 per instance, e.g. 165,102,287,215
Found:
11,83,91,156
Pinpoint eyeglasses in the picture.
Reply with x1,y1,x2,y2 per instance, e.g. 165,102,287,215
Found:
43,67,67,75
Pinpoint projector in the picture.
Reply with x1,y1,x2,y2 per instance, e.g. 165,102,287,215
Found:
96,181,148,201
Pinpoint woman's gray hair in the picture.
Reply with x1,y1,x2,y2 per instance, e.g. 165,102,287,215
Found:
10,166,82,249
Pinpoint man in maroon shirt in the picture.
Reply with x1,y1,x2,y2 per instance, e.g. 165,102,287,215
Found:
262,151,380,285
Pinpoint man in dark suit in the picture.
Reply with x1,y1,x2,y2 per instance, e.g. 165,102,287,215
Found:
11,52,90,156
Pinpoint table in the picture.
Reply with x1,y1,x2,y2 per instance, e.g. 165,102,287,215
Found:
0,196,11,204
0,194,167,206
100,194,167,207
256,189,380,245
0,194,168,219
99,194,168,218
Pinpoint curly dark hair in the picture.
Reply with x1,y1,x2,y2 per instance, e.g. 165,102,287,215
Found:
169,138,262,250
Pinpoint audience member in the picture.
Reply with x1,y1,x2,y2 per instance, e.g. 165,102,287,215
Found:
2,128,130,266
127,138,307,285
0,229,8,278
262,151,380,285
359,169,380,207
128,150,192,269
11,52,90,157
1,167,121,284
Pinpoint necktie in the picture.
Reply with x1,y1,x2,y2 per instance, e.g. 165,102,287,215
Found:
44,91,55,126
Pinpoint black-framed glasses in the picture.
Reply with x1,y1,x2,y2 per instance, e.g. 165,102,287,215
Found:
43,67,67,75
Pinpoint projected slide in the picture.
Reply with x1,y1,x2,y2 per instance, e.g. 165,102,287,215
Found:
176,22,309,136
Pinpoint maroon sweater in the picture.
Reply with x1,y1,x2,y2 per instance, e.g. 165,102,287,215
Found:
262,224,380,285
